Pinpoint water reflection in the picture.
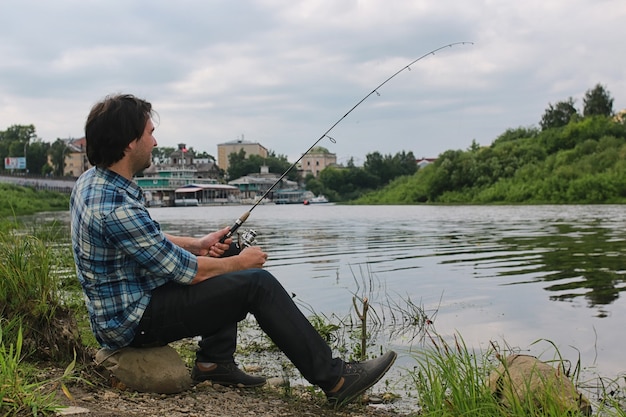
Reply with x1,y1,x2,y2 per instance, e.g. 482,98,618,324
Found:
469,221,626,311
144,204,626,315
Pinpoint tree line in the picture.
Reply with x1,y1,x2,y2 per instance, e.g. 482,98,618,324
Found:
305,151,417,201
225,146,418,201
3,83,622,206
0,125,72,176
357,84,626,204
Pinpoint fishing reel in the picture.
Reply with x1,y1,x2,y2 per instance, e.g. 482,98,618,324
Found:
238,228,258,248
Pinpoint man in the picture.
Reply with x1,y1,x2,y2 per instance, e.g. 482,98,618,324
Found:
70,93,396,405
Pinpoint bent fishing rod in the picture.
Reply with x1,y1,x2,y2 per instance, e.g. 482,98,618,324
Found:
220,41,473,244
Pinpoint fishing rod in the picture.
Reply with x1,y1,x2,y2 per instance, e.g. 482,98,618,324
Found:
220,41,473,243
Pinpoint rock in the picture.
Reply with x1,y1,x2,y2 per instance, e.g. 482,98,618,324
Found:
95,345,192,394
267,376,289,387
487,354,592,415
56,406,91,415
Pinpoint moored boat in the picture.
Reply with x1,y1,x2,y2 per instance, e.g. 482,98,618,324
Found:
303,195,329,205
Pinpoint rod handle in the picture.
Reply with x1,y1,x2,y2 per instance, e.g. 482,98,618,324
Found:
219,211,250,243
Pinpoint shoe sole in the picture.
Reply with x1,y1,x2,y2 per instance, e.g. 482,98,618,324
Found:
329,351,397,406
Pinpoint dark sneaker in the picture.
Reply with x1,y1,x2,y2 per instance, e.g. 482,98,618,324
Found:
191,362,266,388
326,351,397,406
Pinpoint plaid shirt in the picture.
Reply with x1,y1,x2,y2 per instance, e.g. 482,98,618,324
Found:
70,167,198,350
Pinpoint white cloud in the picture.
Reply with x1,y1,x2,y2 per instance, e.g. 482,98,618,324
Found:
1,0,625,161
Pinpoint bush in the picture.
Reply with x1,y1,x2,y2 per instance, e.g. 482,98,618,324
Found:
0,226,84,361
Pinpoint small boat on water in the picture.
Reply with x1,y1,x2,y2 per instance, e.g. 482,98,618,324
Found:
303,195,329,205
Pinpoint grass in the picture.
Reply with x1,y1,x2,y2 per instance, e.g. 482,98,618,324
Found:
411,333,500,415
0,220,86,361
408,332,626,416
0,326,79,417
0,217,88,416
0,183,69,218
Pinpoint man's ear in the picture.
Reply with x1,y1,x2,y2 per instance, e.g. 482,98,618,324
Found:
126,138,139,152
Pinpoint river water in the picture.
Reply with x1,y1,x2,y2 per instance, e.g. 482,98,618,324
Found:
148,204,626,384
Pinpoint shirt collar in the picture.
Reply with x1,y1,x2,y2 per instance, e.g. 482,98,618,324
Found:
94,167,144,202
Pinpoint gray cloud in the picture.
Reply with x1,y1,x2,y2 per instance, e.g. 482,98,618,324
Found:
1,0,624,161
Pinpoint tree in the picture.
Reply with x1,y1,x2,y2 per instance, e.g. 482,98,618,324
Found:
0,124,37,145
540,98,579,130
152,146,175,163
0,124,38,172
26,140,51,174
227,149,248,179
363,152,384,188
363,150,417,187
393,150,417,177
48,139,67,176
304,173,324,195
194,151,216,161
227,150,299,182
492,126,540,145
583,84,613,117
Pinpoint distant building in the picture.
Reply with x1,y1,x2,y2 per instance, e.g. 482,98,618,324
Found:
62,137,90,177
300,146,336,178
416,157,437,168
614,109,626,124
170,143,193,167
228,165,297,202
135,143,225,206
217,137,268,172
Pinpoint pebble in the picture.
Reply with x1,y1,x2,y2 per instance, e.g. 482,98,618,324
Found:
56,406,90,415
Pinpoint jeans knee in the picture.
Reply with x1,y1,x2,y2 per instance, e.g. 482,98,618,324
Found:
249,268,280,286
244,268,285,299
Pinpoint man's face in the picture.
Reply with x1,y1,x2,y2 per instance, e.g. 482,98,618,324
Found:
134,118,157,172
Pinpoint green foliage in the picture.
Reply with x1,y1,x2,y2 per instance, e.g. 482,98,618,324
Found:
0,327,66,416
363,150,417,185
492,126,540,146
312,150,417,202
0,184,69,218
357,114,626,205
27,139,52,174
411,335,597,416
227,149,299,182
309,315,341,344
0,223,83,362
540,98,579,130
0,125,64,175
412,334,500,416
48,139,68,176
583,83,614,117
152,146,176,162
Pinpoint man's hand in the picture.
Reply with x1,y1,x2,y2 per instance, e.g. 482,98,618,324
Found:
191,237,269,284
238,246,269,269
196,226,233,257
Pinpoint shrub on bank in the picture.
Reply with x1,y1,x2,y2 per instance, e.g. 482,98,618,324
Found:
0,183,69,218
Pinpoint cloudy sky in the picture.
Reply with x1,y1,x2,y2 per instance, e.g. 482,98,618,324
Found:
1,0,624,165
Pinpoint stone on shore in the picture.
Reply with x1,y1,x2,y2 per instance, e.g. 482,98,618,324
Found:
95,345,192,394
488,354,592,415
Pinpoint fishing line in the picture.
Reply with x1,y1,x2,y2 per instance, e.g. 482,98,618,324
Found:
220,41,473,243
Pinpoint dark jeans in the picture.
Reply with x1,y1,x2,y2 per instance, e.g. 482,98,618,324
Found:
129,268,343,391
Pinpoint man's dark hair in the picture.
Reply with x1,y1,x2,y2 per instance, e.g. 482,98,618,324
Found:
85,94,154,168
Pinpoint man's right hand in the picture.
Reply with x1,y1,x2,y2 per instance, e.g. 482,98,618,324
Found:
239,246,268,269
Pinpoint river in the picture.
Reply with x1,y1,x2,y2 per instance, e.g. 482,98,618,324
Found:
148,204,626,382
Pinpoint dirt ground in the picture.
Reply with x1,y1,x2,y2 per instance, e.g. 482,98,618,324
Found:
54,365,411,417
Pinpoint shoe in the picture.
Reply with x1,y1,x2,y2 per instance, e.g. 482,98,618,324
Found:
326,351,397,406
191,362,266,388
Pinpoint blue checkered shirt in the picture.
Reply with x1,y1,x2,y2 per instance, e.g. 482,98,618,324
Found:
70,167,198,350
